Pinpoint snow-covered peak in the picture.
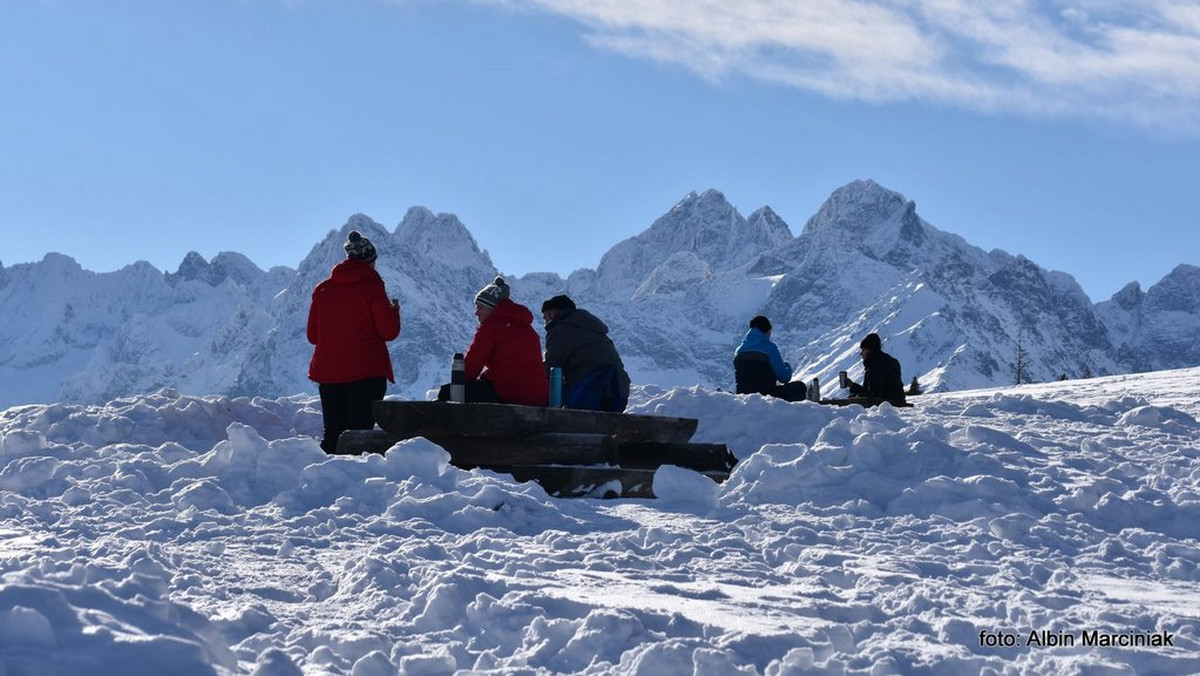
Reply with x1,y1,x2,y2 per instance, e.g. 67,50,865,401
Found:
1145,264,1200,313
645,189,740,254
395,206,492,271
1096,268,1200,373
267,216,394,318
345,212,383,232
168,251,266,288
745,205,794,245
305,215,391,270
35,252,86,275
783,180,939,274
212,251,266,282
801,179,910,238
665,188,733,215
306,214,394,264
593,189,787,299
1109,281,1144,309
172,251,210,280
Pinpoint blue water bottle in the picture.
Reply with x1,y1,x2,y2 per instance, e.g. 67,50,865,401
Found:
549,367,562,408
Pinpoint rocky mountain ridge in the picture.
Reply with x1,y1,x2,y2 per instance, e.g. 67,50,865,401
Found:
0,180,1194,408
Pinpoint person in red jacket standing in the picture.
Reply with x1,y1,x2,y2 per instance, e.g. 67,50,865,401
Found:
307,230,401,452
439,277,548,406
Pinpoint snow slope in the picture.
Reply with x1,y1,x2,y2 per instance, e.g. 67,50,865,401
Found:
3,368,1200,674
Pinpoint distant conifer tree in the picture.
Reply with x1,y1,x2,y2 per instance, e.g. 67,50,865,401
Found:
907,376,923,396
1013,326,1030,386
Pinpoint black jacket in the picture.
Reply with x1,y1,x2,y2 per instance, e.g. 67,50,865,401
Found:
544,309,631,409
850,349,906,404
733,352,777,396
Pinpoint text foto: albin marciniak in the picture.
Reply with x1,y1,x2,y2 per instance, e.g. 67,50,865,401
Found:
980,629,1175,648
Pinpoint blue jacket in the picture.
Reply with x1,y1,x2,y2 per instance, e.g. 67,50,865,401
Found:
734,328,792,383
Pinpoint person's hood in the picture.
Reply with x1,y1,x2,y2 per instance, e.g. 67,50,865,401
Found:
736,327,772,353
487,298,534,326
862,349,889,366
550,309,608,335
328,259,379,284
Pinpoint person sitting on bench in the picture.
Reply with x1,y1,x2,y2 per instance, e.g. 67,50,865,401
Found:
541,294,631,412
843,332,906,406
733,315,808,402
438,277,548,406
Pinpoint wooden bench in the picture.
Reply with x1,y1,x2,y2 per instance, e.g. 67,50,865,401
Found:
332,401,736,499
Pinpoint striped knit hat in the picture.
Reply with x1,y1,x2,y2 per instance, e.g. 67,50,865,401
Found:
344,231,377,263
475,277,510,308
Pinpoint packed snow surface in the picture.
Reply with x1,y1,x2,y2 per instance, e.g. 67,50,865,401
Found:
3,368,1200,674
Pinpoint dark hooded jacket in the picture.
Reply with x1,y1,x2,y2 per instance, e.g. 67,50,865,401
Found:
850,349,906,404
544,308,631,411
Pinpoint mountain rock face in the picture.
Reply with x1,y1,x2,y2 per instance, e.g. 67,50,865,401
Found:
592,190,793,300
0,253,287,405
1,180,1196,408
1096,264,1200,373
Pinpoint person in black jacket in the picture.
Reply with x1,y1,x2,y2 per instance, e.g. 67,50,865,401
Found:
844,332,906,405
541,295,631,412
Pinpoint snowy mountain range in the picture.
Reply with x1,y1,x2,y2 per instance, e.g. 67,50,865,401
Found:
2,179,1197,408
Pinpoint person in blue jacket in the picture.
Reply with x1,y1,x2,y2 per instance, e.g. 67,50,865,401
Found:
733,315,808,402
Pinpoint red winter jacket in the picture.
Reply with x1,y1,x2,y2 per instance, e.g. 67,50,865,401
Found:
465,299,549,406
307,259,401,384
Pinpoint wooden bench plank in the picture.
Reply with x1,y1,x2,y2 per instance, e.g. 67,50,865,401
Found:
429,433,618,468
334,424,736,500
618,441,737,473
372,401,698,444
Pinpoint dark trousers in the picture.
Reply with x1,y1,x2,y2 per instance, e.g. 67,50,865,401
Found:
564,365,627,412
769,381,809,403
318,377,387,453
436,380,503,403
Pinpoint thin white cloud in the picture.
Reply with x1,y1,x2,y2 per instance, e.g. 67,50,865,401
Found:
492,0,1200,134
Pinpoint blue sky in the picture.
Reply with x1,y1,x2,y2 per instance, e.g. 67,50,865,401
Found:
2,0,1198,302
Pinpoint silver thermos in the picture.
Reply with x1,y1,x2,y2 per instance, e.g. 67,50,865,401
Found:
450,353,465,403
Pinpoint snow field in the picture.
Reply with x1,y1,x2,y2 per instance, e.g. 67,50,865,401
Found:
1,368,1199,674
